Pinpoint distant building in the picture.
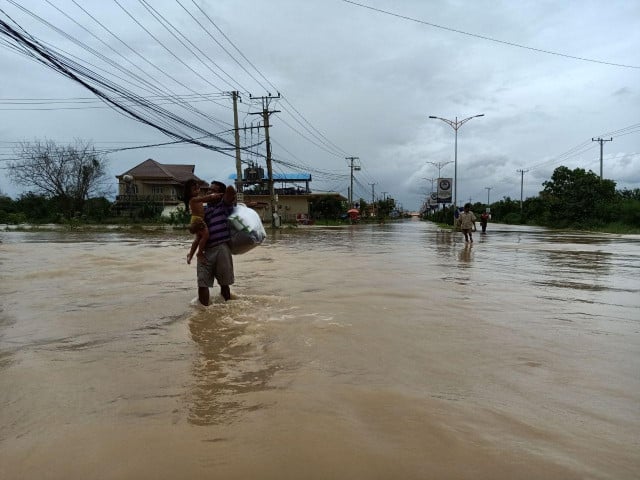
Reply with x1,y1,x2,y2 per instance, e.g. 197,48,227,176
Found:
229,168,345,223
113,159,205,217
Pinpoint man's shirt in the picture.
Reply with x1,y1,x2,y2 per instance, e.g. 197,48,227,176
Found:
204,200,233,246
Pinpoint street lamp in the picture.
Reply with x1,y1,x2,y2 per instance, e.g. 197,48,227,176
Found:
428,114,484,217
425,160,453,180
422,177,435,214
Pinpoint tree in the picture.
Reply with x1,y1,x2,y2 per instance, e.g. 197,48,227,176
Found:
8,139,111,218
309,195,343,220
541,166,616,227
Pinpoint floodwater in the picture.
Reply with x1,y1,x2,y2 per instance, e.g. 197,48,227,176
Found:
1,220,639,479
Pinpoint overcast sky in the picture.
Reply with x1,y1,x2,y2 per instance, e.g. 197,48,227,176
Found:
1,0,639,210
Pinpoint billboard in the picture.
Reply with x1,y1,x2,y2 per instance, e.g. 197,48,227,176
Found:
437,178,452,203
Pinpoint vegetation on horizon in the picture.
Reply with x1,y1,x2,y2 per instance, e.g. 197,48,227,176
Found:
427,166,640,233
1,139,638,233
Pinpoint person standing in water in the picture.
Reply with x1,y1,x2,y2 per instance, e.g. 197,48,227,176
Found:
480,211,489,233
197,181,237,305
456,203,477,243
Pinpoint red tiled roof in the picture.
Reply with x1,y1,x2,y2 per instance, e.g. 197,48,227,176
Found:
117,159,204,184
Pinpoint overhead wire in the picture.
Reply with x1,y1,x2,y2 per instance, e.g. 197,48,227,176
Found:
341,0,640,69
7,1,233,131
0,15,238,157
185,0,351,158
1,1,379,195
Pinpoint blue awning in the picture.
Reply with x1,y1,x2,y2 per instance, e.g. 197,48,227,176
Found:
229,173,311,181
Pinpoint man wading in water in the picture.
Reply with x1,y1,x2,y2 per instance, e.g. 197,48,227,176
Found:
197,181,236,305
456,203,477,243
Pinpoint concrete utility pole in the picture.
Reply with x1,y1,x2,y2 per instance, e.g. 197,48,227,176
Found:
592,137,612,179
369,182,377,216
346,156,360,206
250,93,280,226
517,169,529,212
382,191,388,201
231,91,243,197
485,186,492,206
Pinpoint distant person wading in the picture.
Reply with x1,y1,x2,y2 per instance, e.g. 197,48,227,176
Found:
456,203,477,243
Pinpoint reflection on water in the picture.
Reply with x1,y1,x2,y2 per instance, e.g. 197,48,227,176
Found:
187,301,281,426
458,244,473,264
541,249,613,273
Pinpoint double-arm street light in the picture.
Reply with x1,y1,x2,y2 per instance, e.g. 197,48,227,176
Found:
425,160,453,180
428,114,484,213
422,177,435,194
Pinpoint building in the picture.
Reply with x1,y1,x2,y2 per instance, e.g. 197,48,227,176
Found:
229,168,345,224
114,159,347,223
113,159,205,217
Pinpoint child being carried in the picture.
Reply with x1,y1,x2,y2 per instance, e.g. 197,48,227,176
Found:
183,179,222,264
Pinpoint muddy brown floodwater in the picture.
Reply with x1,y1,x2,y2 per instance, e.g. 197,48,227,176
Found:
1,221,639,479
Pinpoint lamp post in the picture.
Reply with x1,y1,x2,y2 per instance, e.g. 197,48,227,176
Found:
425,160,453,180
428,114,484,217
123,174,134,217
422,177,435,214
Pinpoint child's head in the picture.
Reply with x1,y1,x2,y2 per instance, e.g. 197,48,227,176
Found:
183,179,201,210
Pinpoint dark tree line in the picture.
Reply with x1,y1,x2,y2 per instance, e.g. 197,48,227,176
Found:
429,166,640,231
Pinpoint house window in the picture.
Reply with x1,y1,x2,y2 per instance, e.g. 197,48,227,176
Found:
124,183,138,194
152,186,164,194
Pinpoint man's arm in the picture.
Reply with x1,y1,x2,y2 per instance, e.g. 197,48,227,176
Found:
222,185,237,205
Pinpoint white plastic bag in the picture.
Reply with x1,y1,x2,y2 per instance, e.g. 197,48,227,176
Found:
228,203,267,255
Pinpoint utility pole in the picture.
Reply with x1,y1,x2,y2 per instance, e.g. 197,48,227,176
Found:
485,186,492,206
250,93,280,226
382,191,388,201
231,91,243,198
517,169,529,212
369,182,376,217
346,156,360,206
592,137,612,179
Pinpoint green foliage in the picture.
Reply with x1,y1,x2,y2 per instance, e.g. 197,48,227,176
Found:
430,205,455,225
424,166,639,232
309,195,343,220
168,206,190,226
616,199,640,227
541,166,616,228
15,192,57,223
83,197,112,222
376,198,395,220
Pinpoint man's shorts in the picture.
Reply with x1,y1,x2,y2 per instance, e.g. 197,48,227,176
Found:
197,242,234,288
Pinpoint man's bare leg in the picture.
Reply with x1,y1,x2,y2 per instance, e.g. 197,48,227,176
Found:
198,286,210,306
220,285,231,301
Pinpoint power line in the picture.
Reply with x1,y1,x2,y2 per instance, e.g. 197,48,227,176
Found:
341,0,640,69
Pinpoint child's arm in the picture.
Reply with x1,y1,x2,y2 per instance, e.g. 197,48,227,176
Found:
191,193,223,204
186,236,199,264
